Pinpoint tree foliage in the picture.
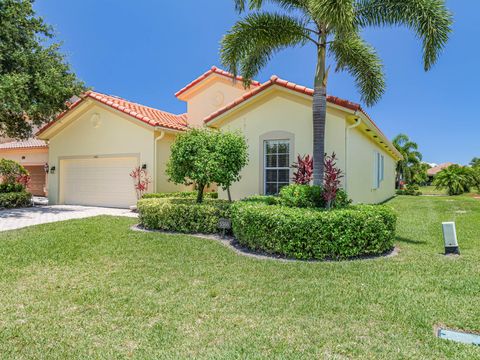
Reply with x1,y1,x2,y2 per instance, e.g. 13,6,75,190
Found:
392,133,423,187
166,129,248,203
0,159,29,186
0,0,85,139
470,157,480,168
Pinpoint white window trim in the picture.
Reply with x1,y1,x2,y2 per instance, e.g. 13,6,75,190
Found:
264,139,290,195
373,151,385,190
258,131,295,195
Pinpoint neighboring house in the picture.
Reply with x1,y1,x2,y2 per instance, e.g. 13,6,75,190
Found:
0,139,49,196
37,67,402,208
427,162,456,180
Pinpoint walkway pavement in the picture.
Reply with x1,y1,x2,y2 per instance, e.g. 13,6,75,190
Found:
0,205,138,232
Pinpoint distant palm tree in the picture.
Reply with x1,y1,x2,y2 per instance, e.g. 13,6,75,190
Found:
470,157,480,168
434,165,473,196
221,0,452,185
392,134,422,188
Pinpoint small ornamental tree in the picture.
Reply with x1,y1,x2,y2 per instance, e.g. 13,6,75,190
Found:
167,129,248,203
213,131,248,202
0,159,29,186
292,154,313,185
167,129,218,203
130,167,151,200
323,153,344,209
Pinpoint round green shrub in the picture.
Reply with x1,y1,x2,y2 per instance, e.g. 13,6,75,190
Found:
279,184,323,208
279,184,352,209
231,202,396,260
0,191,32,208
396,184,422,196
137,198,230,234
0,183,25,194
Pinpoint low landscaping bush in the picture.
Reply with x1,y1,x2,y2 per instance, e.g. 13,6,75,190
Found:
0,183,25,193
138,198,230,234
231,201,396,260
142,191,218,200
279,184,323,208
396,184,422,196
0,191,32,209
279,184,351,209
242,195,280,205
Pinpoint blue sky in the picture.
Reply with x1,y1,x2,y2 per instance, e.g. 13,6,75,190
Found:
35,1,476,165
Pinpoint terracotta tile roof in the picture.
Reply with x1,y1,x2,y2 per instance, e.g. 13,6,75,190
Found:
0,138,48,150
203,75,366,122
37,91,188,136
203,75,402,159
427,162,456,176
175,66,261,98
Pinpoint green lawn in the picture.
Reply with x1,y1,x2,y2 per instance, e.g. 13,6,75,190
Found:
1,196,480,358
420,185,448,195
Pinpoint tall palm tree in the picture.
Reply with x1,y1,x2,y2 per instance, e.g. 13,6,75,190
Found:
392,133,422,187
221,0,451,185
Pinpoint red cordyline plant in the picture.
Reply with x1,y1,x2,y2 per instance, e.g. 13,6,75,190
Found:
323,152,344,209
130,167,151,200
16,174,30,188
292,154,313,185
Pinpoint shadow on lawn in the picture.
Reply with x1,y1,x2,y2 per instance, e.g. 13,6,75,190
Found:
396,236,427,245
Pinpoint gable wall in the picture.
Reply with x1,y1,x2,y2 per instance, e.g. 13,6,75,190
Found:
213,90,347,200
47,104,156,204
185,77,253,127
347,128,396,203
212,89,397,204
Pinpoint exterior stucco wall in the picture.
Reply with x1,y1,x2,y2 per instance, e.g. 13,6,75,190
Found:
212,88,396,204
185,77,251,127
155,132,186,193
46,104,156,205
346,129,396,203
0,148,48,166
213,89,349,200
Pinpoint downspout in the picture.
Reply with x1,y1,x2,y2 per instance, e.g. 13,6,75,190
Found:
153,130,165,193
345,114,362,193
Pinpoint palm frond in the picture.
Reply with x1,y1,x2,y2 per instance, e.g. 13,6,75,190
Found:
309,0,356,33
221,12,309,84
356,0,452,71
329,32,385,106
234,0,308,12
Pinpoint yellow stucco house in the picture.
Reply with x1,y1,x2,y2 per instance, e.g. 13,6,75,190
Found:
37,67,402,208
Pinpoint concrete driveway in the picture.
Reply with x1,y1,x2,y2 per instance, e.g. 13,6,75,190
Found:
0,205,138,232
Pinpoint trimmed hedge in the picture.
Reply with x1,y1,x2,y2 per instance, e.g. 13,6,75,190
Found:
137,198,230,234
0,191,32,209
231,202,396,260
0,183,25,193
242,195,281,205
279,184,352,209
142,191,218,199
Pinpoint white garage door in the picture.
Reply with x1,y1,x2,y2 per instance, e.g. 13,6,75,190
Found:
60,157,138,208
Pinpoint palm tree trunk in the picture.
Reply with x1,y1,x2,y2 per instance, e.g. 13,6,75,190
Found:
312,40,328,186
